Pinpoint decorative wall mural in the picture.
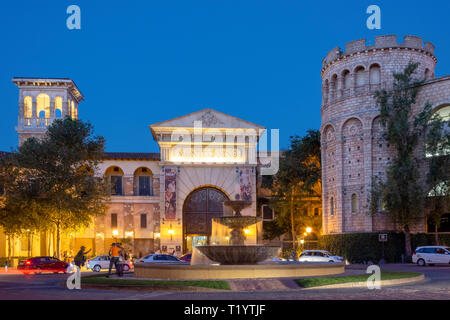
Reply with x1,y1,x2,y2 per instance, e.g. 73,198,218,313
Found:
239,168,252,201
164,168,177,219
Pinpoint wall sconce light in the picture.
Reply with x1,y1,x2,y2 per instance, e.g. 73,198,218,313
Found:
306,227,312,233
112,229,118,239
244,229,250,235
125,231,134,238
168,224,174,241
154,232,161,239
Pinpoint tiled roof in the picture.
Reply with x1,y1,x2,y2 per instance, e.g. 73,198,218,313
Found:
103,152,160,160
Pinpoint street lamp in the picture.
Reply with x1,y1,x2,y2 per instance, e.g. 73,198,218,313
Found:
112,229,118,244
305,227,312,250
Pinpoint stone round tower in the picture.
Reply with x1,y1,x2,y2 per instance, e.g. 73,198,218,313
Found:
320,35,436,234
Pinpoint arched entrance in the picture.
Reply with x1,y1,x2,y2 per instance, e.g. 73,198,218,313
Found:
183,187,229,253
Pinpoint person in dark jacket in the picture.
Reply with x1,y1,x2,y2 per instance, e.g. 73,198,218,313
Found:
74,246,91,269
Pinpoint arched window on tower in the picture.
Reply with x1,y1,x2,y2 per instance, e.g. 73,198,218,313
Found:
343,70,351,89
55,97,62,119
330,74,338,101
425,68,432,80
355,66,366,87
426,105,450,157
36,93,50,126
351,194,358,213
24,96,32,122
369,64,381,85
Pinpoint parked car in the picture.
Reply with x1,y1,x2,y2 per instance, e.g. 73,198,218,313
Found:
18,256,69,274
135,254,186,264
179,253,192,262
86,255,133,272
412,246,450,266
298,250,344,263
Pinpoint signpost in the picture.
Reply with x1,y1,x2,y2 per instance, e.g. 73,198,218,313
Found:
379,234,388,263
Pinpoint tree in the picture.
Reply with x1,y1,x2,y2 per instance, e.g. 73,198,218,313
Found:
424,107,450,244
0,117,109,258
372,62,447,257
264,130,321,249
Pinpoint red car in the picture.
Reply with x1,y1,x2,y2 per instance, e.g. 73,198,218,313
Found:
18,256,69,274
179,253,192,262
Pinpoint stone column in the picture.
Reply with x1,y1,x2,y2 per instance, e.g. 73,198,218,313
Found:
49,98,55,123
32,98,37,126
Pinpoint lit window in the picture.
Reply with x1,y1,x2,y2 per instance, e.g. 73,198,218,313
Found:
36,93,50,119
55,97,62,118
24,96,32,118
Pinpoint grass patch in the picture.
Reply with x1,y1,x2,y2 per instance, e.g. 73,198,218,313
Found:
81,274,230,290
295,271,421,288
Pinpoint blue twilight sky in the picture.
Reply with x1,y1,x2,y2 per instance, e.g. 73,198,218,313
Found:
1,0,449,153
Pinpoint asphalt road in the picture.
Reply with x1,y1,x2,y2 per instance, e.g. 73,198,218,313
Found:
0,264,449,300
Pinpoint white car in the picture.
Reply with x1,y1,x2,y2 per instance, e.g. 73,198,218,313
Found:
298,250,344,263
412,246,450,266
86,255,133,272
135,254,186,264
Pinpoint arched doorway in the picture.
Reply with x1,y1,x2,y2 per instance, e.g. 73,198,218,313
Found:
183,187,229,253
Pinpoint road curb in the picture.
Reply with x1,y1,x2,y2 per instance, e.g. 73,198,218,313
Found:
303,274,425,289
79,283,228,292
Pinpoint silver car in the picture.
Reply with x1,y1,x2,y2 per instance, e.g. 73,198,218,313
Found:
413,246,450,266
298,250,344,263
86,255,133,272
135,254,186,264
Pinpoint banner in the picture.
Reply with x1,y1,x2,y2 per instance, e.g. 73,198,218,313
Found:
164,168,177,219
239,168,252,201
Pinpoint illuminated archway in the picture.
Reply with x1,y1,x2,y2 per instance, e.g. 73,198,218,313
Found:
182,186,229,252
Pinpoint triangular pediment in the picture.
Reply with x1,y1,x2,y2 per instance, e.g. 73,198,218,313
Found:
150,108,265,130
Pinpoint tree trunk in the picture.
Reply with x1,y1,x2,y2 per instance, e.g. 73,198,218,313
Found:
7,235,11,259
404,224,412,258
290,190,296,250
434,224,439,246
56,223,61,259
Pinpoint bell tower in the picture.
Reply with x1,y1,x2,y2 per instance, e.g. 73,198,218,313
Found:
13,77,84,145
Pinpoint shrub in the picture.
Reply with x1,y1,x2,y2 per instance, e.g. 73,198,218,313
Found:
318,232,450,264
318,232,404,263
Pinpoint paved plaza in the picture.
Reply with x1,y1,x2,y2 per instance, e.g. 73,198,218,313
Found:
0,264,449,300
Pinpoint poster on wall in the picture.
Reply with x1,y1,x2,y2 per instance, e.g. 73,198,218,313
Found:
164,168,177,219
239,168,252,201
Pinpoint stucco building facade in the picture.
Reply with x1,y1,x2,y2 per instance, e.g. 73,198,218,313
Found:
2,80,275,257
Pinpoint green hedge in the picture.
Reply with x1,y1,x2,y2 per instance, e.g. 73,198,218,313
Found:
318,232,450,264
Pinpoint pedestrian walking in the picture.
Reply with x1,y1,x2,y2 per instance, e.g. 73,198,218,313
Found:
107,243,123,277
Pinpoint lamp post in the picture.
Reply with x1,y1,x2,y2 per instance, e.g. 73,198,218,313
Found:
112,229,118,244
26,229,31,257
305,227,312,250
